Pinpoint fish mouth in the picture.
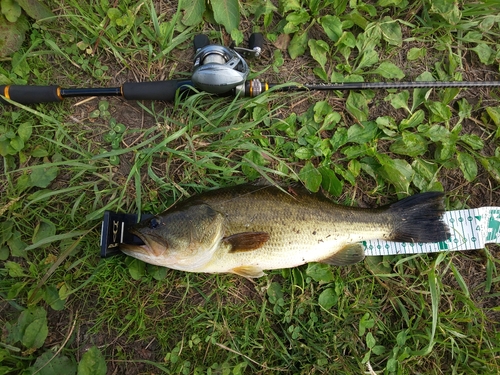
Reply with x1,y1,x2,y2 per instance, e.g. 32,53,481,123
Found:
119,231,157,257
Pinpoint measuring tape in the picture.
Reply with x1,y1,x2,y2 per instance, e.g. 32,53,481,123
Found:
364,207,500,256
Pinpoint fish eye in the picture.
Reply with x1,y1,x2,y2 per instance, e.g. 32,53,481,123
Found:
149,218,159,229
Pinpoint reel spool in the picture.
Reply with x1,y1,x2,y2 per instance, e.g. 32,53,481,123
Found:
191,33,263,95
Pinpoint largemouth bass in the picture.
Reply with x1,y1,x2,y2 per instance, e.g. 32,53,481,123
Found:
120,184,450,278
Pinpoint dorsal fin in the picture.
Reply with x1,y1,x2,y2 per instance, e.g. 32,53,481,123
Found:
319,243,365,266
223,232,270,252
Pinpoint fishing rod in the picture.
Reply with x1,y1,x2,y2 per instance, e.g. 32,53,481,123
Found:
2,33,500,105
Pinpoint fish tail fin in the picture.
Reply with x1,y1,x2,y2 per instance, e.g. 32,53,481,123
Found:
386,192,450,243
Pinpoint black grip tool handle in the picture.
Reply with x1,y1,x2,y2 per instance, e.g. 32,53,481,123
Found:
0,85,62,104
121,80,192,102
249,33,264,50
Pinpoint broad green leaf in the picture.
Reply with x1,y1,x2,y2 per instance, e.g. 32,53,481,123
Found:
180,0,204,26
356,49,379,71
427,101,452,122
486,106,500,126
460,134,484,150
212,0,239,34
342,144,371,159
319,15,342,42
318,166,343,197
308,39,329,70
106,8,121,21
364,256,392,274
44,285,65,311
0,245,8,260
1,219,14,244
390,131,427,157
480,156,500,184
421,124,450,142
412,71,434,111
30,352,76,375
283,0,301,12
330,128,348,152
366,332,376,349
380,18,402,46
320,111,341,131
266,282,284,304
313,66,328,81
376,155,414,193
230,28,243,45
29,165,59,188
126,258,145,280
430,0,461,25
376,116,398,136
286,9,310,26
385,91,410,113
359,313,375,336
78,346,107,375
0,139,16,156
17,122,32,142
318,288,338,309
313,101,332,122
299,161,322,192
346,92,369,121
456,152,477,182
31,146,49,157
288,31,308,59
336,31,356,48
15,307,48,349
9,136,24,151
7,230,26,257
306,262,334,283
242,150,267,179
147,264,168,281
5,261,26,277
16,0,54,20
294,147,314,160
32,220,56,246
347,121,378,144
411,158,443,191
373,61,405,79
407,47,426,61
1,0,21,22
400,109,425,130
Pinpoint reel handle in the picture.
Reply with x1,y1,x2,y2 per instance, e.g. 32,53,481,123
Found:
249,33,264,55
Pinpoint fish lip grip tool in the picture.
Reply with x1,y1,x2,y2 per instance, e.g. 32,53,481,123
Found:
100,212,153,258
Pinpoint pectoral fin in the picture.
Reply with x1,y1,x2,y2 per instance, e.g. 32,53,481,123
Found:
319,243,365,266
224,232,270,252
231,266,266,278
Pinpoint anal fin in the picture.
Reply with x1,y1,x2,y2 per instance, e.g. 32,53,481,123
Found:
231,266,266,278
319,243,365,266
224,232,270,252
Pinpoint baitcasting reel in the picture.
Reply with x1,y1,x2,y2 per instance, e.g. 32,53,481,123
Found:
190,33,263,95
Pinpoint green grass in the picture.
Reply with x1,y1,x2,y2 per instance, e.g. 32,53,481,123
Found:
1,0,500,374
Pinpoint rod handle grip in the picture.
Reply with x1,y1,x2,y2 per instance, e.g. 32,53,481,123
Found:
0,85,62,104
121,80,191,102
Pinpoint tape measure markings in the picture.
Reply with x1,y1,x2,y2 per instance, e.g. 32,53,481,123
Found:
364,207,500,257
